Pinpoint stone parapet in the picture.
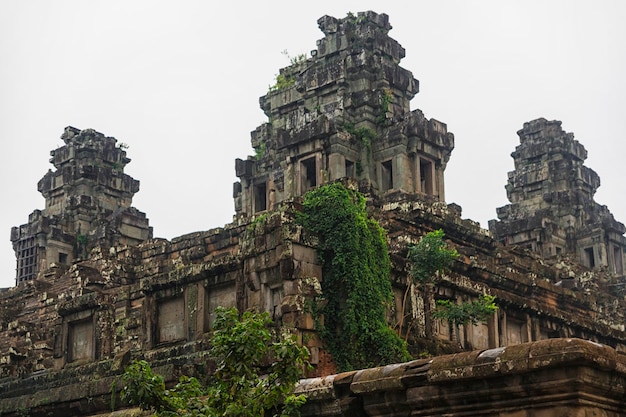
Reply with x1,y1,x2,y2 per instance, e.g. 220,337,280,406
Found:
298,338,626,416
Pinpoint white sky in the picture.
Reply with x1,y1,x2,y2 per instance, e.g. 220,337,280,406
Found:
1,1,625,288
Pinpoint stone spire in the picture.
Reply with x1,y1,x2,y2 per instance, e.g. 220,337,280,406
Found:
234,11,454,216
10,127,152,285
490,118,626,275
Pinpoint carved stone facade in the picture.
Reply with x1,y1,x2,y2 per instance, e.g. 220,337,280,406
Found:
2,11,626,417
10,127,152,285
235,11,453,216
490,118,626,278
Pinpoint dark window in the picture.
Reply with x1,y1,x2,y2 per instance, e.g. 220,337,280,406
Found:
584,247,595,268
614,247,623,274
254,182,267,212
15,237,37,284
345,159,355,178
419,159,433,195
300,157,317,192
381,160,393,192
59,252,68,264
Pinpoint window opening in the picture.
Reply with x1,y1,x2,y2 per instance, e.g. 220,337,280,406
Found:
254,182,267,213
614,246,623,275
300,157,317,192
419,159,433,195
584,247,595,268
15,237,37,284
345,159,355,178
381,160,393,192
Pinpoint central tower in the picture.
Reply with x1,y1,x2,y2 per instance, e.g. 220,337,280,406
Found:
234,11,455,216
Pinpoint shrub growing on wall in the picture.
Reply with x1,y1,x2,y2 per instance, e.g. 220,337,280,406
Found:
115,307,309,417
297,182,410,371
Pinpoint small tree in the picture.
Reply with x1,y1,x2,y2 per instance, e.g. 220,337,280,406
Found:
400,230,459,338
115,307,310,417
407,229,459,285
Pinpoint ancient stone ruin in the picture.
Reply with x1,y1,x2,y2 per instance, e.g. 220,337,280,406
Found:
490,117,626,277
1,11,626,416
10,126,152,285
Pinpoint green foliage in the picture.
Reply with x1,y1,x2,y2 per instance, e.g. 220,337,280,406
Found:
407,229,459,284
297,183,410,371
119,360,174,414
433,295,498,327
248,212,269,232
281,49,307,66
254,141,266,160
268,73,295,93
339,122,375,159
377,88,392,125
115,307,310,417
345,11,368,24
399,230,459,339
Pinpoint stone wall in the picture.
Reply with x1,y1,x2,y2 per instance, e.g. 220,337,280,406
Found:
2,194,626,415
2,10,626,417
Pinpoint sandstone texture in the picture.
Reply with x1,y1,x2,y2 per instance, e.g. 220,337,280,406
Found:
1,11,626,417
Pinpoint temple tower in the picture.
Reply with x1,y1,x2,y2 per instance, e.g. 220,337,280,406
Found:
490,118,626,276
234,11,455,216
10,127,152,285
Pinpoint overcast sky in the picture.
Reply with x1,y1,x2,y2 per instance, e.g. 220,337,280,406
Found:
1,1,625,288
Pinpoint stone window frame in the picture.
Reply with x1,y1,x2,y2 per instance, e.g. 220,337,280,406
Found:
499,310,530,347
15,236,38,284
582,246,596,269
203,280,237,332
418,157,434,196
58,309,98,366
145,287,189,349
155,295,187,345
265,283,284,321
253,181,268,213
299,155,318,194
380,159,394,192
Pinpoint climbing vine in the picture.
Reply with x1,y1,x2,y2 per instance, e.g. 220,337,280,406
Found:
339,122,375,160
377,88,392,125
254,141,266,160
297,183,410,371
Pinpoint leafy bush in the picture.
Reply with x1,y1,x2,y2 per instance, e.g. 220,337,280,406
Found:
114,307,310,417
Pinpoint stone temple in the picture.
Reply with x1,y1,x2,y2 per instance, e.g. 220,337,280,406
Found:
2,11,626,417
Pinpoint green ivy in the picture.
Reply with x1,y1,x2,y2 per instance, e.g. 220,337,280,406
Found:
339,122,375,161
297,183,410,371
377,88,392,125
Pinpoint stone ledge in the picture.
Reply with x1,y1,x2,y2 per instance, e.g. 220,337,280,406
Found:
298,338,626,416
